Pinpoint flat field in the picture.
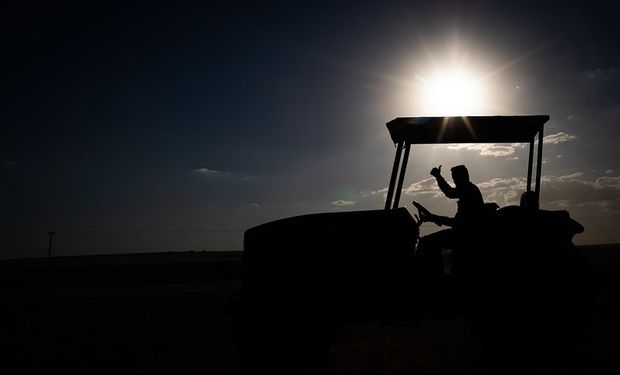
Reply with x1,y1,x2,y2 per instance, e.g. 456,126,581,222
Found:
1,245,619,374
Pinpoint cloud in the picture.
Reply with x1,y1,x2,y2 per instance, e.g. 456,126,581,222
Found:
543,132,577,144
476,177,527,206
403,178,440,196
436,133,577,157
478,177,526,191
358,171,620,222
194,167,228,176
409,172,619,211
473,172,620,212
582,68,619,81
4,160,20,168
441,143,525,157
331,200,355,206
555,172,584,182
595,176,620,190
543,174,620,213
360,188,388,197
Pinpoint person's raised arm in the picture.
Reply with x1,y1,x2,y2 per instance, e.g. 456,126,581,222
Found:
430,165,458,199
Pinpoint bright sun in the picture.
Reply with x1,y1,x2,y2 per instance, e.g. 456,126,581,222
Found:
418,69,488,116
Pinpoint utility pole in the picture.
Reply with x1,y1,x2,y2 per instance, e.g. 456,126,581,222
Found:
48,232,56,258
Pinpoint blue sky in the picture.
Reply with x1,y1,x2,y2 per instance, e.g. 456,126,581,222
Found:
2,1,619,256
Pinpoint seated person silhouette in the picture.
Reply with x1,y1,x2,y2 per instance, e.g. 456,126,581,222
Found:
413,164,484,276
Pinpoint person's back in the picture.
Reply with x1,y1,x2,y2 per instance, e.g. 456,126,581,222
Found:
454,180,484,223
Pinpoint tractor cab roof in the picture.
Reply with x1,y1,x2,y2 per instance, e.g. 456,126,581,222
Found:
386,115,549,145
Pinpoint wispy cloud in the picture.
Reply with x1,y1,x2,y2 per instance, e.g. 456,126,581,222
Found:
477,177,527,206
582,67,619,81
478,177,526,190
360,188,388,197
403,178,440,195
440,143,526,157
194,167,228,176
543,132,577,144
553,172,584,182
331,200,355,206
356,170,620,221
475,173,620,212
399,172,620,212
430,132,576,158
595,175,620,190
4,160,20,168
543,173,620,212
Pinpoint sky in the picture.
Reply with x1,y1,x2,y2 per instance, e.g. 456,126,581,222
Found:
2,0,620,257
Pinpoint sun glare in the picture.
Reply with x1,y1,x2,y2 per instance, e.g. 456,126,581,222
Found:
419,69,487,116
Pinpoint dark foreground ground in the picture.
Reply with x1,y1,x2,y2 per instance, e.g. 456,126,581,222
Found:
1,245,619,374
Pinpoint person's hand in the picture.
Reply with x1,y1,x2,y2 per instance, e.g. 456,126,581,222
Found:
413,201,444,226
430,165,442,178
419,211,433,223
413,201,431,222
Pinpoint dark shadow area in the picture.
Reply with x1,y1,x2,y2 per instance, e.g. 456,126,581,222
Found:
1,242,619,374
235,202,593,374
238,208,419,373
0,252,244,375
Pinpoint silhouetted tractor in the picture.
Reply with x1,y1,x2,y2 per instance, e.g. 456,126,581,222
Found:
234,116,591,371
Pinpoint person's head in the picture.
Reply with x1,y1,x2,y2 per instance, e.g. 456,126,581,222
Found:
450,165,470,187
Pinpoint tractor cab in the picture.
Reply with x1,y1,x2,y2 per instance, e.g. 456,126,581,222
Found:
382,116,584,278
384,115,548,210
